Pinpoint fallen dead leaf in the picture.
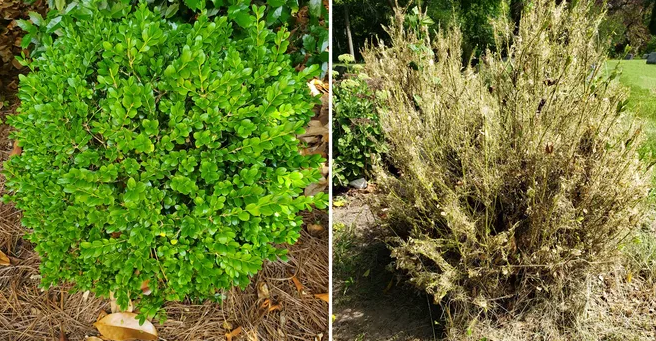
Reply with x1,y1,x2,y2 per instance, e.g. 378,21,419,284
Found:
226,326,242,341
97,310,108,322
307,79,328,96
299,124,328,137
140,279,152,296
9,140,21,157
0,250,10,266
82,290,90,302
269,302,282,312
306,224,325,236
93,312,157,341
313,293,329,303
86,337,104,341
256,281,270,299
305,177,327,196
11,57,22,69
109,292,118,313
290,275,306,295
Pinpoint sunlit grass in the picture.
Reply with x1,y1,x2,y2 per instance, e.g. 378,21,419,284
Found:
606,60,656,121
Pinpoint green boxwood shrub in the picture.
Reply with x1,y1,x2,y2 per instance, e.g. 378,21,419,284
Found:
4,0,326,321
332,75,386,187
20,0,328,75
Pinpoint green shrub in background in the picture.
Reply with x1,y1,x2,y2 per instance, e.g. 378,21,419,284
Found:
364,0,651,337
4,0,327,322
19,0,328,75
332,75,386,187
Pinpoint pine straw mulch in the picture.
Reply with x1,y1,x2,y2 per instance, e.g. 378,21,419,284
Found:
457,268,656,341
0,51,330,341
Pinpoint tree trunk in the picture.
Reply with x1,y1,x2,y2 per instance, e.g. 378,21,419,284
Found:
649,2,656,35
345,5,355,57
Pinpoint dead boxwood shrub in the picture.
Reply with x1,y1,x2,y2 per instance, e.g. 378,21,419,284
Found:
364,0,651,332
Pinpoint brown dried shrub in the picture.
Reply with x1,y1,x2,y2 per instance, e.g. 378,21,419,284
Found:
363,0,652,334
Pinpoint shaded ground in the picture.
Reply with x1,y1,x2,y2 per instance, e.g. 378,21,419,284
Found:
332,190,441,341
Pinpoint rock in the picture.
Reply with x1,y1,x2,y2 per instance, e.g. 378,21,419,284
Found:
333,65,348,79
643,54,649,59
625,53,633,60
348,178,368,189
648,53,656,65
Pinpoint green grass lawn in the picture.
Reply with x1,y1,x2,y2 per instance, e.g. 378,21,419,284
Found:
606,60,656,122
606,60,656,162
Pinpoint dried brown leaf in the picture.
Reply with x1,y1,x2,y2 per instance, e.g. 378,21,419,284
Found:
11,57,22,69
0,250,10,266
304,176,327,196
9,140,21,157
97,310,108,322
313,293,329,303
268,302,282,312
140,279,152,296
306,224,325,237
290,275,306,295
226,326,242,341
256,281,270,299
93,312,157,341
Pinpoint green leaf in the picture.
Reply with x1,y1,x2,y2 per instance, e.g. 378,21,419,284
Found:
127,177,136,190
28,12,43,26
164,3,180,18
184,0,204,10
55,0,65,10
267,0,286,7
245,203,260,216
308,0,321,18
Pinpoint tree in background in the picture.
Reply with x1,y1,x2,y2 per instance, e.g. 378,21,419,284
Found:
649,0,656,35
597,0,656,56
333,0,504,62
334,0,656,62
333,0,393,61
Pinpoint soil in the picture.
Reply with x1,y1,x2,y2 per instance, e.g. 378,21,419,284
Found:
332,190,441,341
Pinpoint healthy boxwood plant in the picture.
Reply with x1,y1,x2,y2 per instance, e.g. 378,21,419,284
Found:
4,0,326,321
332,75,386,187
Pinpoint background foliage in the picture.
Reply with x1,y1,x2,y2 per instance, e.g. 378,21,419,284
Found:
333,0,656,61
18,0,328,75
332,74,386,187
